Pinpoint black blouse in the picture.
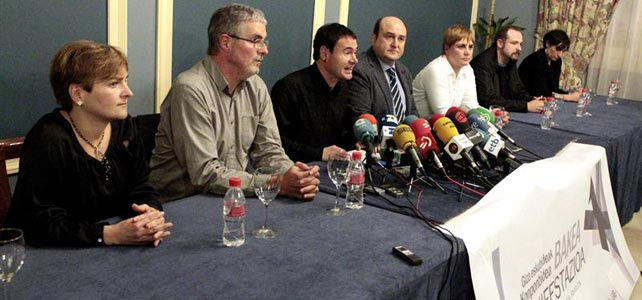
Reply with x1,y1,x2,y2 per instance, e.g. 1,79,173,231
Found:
518,48,568,97
7,109,161,246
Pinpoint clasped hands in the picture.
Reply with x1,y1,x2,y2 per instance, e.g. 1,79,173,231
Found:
103,203,173,247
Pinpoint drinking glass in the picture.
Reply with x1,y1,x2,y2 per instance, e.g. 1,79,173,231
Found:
489,105,505,129
253,168,281,239
551,98,562,127
326,154,350,216
0,228,25,300
584,89,594,116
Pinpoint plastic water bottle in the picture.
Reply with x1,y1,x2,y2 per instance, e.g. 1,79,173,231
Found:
607,80,618,105
345,151,365,209
223,177,245,247
541,97,554,130
493,110,504,129
576,89,588,117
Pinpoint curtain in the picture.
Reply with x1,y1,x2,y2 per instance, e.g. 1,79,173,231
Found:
535,0,618,89
586,0,642,101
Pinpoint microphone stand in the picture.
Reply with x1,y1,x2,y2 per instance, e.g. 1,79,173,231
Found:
416,167,447,194
408,165,417,194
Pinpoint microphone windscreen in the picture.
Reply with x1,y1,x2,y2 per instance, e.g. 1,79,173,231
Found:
428,113,445,127
402,114,418,125
358,113,377,126
392,124,416,151
380,114,399,126
446,108,471,133
475,107,496,124
359,113,378,136
432,117,460,144
468,114,492,133
380,114,398,132
410,118,440,156
353,119,375,143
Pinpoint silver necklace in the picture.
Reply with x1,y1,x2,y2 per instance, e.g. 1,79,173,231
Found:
67,112,111,181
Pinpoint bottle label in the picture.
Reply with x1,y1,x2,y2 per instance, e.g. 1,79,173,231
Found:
349,172,365,184
228,205,246,217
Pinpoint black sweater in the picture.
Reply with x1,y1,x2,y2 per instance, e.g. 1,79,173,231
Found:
471,45,532,112
7,110,161,246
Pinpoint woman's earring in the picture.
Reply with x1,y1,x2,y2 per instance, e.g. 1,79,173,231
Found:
76,101,83,107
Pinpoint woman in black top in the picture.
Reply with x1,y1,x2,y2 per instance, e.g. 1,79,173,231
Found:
518,29,581,101
7,40,172,247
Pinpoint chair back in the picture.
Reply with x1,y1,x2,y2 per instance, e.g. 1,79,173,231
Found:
133,114,160,165
0,137,25,226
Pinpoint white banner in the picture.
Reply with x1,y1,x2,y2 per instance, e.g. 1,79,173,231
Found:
446,142,640,300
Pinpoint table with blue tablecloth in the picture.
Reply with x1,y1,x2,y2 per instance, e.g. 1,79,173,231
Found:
506,96,642,224
12,192,474,300
323,97,641,226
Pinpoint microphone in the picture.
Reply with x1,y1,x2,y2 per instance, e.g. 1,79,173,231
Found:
472,107,516,145
409,118,447,176
402,114,418,125
353,118,377,163
446,108,492,170
431,117,481,174
392,124,425,174
467,113,495,133
379,114,398,152
379,114,399,168
474,127,523,165
358,113,378,139
393,124,446,193
428,113,445,127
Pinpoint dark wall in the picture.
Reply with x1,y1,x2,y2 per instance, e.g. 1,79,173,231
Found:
1,1,475,138
1,1,107,138
172,1,314,92
476,0,538,64
348,0,473,76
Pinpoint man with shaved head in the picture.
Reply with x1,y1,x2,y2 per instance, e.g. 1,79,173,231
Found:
345,16,417,121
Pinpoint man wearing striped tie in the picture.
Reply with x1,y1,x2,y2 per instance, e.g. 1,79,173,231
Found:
346,16,417,122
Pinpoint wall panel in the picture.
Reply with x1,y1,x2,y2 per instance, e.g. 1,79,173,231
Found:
1,1,107,138
172,1,314,91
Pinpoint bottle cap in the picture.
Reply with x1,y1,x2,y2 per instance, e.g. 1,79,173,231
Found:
352,151,362,160
493,110,502,117
229,177,241,187
546,97,554,102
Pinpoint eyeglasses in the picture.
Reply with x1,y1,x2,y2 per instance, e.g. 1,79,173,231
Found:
228,34,269,49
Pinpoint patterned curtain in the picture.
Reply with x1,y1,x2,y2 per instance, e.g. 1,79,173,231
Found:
535,0,619,89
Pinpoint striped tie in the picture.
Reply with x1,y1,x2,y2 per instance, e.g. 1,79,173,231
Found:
386,67,405,121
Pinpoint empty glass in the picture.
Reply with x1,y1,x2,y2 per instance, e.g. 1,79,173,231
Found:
253,168,281,239
326,154,350,216
0,228,25,300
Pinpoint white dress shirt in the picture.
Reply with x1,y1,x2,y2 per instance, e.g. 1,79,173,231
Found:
412,55,479,117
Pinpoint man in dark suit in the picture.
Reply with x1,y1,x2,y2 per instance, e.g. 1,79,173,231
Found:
346,16,417,122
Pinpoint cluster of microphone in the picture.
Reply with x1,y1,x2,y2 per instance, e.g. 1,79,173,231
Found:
352,106,522,185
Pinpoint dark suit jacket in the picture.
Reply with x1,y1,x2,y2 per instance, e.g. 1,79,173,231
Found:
470,45,531,112
345,47,417,121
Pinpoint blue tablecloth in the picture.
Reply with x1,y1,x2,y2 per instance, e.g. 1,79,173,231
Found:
507,96,642,224
12,193,474,300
